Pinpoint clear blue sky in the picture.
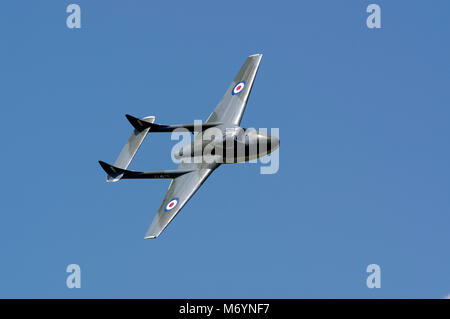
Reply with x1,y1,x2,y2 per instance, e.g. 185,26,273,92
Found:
0,0,449,298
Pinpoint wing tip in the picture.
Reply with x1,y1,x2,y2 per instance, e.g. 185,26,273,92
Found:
145,227,161,239
145,233,160,239
249,53,263,59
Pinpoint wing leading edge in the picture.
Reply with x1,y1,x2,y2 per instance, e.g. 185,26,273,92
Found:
145,164,218,239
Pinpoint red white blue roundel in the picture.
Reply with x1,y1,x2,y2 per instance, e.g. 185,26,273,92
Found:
232,81,246,95
164,198,179,212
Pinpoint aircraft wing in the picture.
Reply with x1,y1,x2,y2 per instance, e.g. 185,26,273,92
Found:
206,54,262,126
145,163,219,239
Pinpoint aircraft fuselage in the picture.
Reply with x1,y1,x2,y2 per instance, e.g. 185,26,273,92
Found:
174,125,280,164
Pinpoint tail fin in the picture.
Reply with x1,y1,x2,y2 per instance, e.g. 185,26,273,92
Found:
102,115,155,182
99,160,126,181
98,161,193,181
125,114,154,132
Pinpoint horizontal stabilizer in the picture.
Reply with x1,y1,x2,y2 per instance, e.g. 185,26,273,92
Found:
126,114,221,133
98,161,193,181
104,115,155,182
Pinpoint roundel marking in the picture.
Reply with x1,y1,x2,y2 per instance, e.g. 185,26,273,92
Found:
164,198,179,212
232,81,246,95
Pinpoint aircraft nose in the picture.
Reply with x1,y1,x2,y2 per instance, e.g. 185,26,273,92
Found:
270,134,280,151
257,131,280,152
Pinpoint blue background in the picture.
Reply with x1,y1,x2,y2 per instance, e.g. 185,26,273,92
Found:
0,1,449,298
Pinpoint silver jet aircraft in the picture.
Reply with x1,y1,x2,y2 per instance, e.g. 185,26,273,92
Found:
99,54,280,238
